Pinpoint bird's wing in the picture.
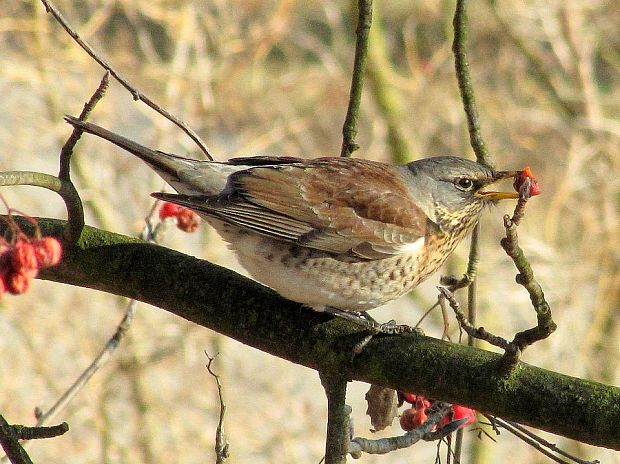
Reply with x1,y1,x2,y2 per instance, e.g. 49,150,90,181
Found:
157,158,429,259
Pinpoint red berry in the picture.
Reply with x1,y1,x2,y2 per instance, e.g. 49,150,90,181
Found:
176,208,202,233
7,272,32,295
400,407,428,431
33,237,63,268
513,166,541,197
401,392,418,404
159,202,182,220
416,397,431,410
451,405,476,425
437,405,477,430
11,241,39,276
0,273,6,295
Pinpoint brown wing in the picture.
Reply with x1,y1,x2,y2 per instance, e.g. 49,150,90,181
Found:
209,157,429,258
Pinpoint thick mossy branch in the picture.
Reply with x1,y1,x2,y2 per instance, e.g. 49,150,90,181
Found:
7,218,620,450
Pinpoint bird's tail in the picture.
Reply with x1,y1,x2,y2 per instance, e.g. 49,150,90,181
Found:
66,116,204,176
64,116,236,196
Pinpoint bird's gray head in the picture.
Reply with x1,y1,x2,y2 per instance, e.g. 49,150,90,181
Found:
402,156,518,232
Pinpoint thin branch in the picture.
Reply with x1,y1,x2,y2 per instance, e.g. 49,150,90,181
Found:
438,286,515,353
205,353,230,464
8,423,68,441
441,180,555,370
487,416,599,464
57,73,111,242
0,415,33,464
59,72,110,180
39,0,213,160
452,0,491,167
465,230,480,339
500,188,556,367
340,0,373,158
349,403,454,455
32,300,136,428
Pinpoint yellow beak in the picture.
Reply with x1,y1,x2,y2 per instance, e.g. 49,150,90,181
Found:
475,170,520,200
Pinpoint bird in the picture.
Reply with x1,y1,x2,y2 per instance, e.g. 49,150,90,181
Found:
65,116,519,322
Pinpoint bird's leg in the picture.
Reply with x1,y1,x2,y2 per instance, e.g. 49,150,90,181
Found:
318,307,423,361
322,306,422,336
439,273,475,292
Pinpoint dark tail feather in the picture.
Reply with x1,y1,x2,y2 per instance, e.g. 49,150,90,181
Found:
65,116,161,160
64,116,190,178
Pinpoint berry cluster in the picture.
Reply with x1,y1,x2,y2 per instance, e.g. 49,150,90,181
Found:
399,392,476,432
0,233,62,296
159,202,202,233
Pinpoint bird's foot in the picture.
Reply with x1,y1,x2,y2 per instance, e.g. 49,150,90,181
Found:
321,306,421,335
320,307,424,363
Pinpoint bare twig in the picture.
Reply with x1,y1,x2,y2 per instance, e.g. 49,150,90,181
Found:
486,415,599,464
500,192,556,367
454,222,482,464
452,0,491,167
465,223,481,347
32,299,137,429
438,287,516,354
58,73,112,241
349,403,455,455
340,0,373,158
59,72,110,180
205,352,230,464
8,423,68,441
511,177,532,226
0,73,113,243
0,415,33,464
39,0,213,160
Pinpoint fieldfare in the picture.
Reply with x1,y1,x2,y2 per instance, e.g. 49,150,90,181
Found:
65,116,519,317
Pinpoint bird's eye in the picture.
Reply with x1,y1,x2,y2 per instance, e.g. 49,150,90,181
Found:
455,177,475,191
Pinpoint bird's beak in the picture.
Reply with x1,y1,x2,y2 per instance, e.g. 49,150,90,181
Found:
475,170,520,200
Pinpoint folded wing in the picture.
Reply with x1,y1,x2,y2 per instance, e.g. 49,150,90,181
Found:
155,157,429,259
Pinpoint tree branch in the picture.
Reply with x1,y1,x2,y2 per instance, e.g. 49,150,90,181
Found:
452,0,491,167
7,217,620,451
39,0,213,160
340,0,373,158
0,415,33,464
320,372,349,464
0,172,83,243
